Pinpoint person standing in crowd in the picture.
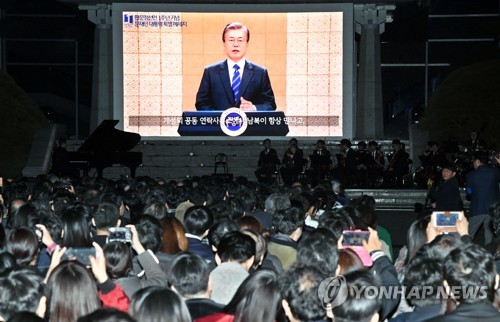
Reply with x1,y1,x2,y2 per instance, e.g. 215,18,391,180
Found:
466,152,500,244
428,164,462,211
255,139,280,185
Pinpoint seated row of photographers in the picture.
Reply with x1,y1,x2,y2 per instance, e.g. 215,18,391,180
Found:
0,173,499,322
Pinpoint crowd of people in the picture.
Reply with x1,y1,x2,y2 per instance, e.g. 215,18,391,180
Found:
0,158,499,321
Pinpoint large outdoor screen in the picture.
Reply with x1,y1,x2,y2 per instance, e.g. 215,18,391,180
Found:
112,3,353,139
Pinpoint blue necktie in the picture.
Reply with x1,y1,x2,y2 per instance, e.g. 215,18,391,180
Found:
231,65,241,102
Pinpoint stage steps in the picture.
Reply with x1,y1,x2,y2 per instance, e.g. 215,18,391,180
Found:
345,189,469,210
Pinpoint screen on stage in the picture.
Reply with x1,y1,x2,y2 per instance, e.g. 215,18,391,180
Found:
112,3,353,139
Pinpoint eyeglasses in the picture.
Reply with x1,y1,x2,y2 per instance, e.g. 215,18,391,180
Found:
226,38,246,45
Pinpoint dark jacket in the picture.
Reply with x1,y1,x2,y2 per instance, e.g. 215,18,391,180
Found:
466,165,500,216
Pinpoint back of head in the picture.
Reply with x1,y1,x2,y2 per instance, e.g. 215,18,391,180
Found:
93,202,120,230
60,207,93,248
6,227,39,266
225,269,281,322
473,151,489,165
77,308,136,322
168,253,210,298
317,209,353,240
130,286,191,322
135,215,163,253
217,231,255,264
425,233,463,260
6,311,45,322
404,256,443,307
142,200,169,220
337,248,365,275
44,261,100,322
296,228,339,276
279,265,327,322
183,206,214,237
0,267,44,321
272,207,304,236
264,193,291,215
443,243,497,304
207,218,239,249
103,242,133,279
237,215,263,233
331,270,382,322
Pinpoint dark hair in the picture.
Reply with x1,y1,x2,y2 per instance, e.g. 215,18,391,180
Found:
93,202,120,230
295,228,339,276
217,231,256,263
207,218,239,249
317,208,354,240
331,270,382,322
224,269,281,322
272,207,304,236
38,212,63,245
135,215,163,253
241,229,267,269
8,203,38,229
337,248,365,275
279,266,326,321
7,311,45,322
60,206,93,248
183,206,214,236
406,216,430,263
443,243,497,304
130,286,192,322
142,200,169,220
0,268,44,320
168,253,210,297
425,233,463,260
355,204,377,229
6,227,39,266
237,189,257,212
103,242,133,280
404,256,443,307
473,151,489,164
222,22,250,42
77,308,136,322
44,261,101,322
0,252,18,274
238,215,263,233
340,139,352,148
316,139,326,145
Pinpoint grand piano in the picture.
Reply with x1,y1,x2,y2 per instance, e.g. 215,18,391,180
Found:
68,120,142,178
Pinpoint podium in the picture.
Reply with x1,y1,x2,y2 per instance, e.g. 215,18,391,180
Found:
177,111,289,136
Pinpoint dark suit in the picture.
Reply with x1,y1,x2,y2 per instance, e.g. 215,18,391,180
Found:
186,236,214,262
466,164,500,244
428,177,462,211
195,60,276,111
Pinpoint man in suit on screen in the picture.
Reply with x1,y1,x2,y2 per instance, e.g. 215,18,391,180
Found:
195,22,276,111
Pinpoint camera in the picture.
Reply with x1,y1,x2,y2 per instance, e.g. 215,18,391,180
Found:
63,247,96,266
432,211,462,227
108,227,132,243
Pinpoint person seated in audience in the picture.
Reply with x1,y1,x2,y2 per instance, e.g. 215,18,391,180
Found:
419,141,448,181
308,139,332,186
267,207,304,270
279,265,329,322
427,243,500,322
183,206,215,262
196,270,282,322
331,270,382,322
331,139,357,188
168,253,223,320
0,267,44,321
210,231,256,305
390,256,444,322
255,139,281,185
5,227,41,269
92,202,121,247
355,140,371,188
103,225,166,299
134,215,174,276
337,248,365,275
294,228,339,276
129,286,192,322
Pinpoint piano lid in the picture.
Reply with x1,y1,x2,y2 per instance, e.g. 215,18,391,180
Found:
78,120,141,153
